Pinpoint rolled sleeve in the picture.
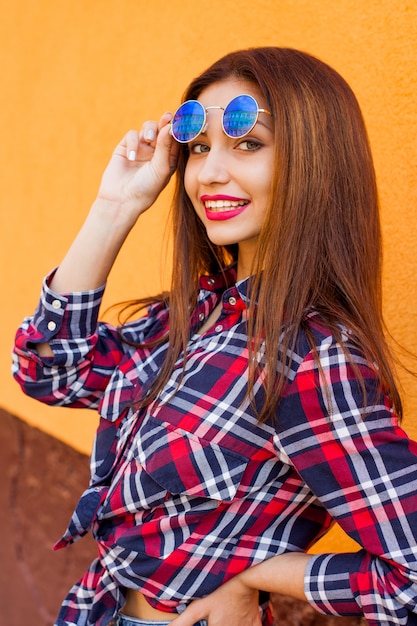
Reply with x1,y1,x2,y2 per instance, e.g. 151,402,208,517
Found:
305,552,365,616
12,270,116,407
306,551,417,624
30,269,106,344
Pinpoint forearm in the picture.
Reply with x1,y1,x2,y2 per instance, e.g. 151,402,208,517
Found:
240,552,311,601
35,198,133,358
170,553,313,626
49,197,135,294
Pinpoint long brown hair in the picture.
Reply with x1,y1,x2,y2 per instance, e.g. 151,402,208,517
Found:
120,47,402,421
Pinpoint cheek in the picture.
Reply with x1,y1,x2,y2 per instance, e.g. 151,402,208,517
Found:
183,163,204,222
255,163,274,202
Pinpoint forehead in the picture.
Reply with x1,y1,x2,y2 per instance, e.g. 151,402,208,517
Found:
197,78,267,109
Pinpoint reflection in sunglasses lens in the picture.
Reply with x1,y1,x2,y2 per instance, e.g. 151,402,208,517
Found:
172,101,205,142
223,95,258,137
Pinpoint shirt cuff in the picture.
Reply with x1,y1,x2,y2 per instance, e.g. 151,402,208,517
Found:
305,552,364,616
30,268,106,342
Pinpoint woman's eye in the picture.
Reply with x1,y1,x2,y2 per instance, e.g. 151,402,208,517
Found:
189,143,210,154
238,139,262,151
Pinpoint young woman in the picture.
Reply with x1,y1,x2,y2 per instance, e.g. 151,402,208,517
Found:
12,47,417,626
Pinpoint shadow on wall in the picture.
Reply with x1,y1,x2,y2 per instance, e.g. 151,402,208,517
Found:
0,407,365,626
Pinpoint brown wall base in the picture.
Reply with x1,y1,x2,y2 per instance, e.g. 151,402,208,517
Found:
0,408,365,626
1,407,95,625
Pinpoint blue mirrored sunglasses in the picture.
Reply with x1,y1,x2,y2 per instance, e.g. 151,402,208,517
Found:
171,93,272,143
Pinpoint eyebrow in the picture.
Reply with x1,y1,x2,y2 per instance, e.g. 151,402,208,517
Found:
198,117,274,137
255,118,274,131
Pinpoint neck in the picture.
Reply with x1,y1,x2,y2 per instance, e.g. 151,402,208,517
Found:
236,242,257,281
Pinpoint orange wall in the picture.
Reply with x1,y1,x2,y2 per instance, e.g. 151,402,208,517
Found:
1,2,417,552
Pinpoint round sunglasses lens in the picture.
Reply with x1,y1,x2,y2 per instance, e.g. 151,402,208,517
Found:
223,94,258,137
172,100,205,142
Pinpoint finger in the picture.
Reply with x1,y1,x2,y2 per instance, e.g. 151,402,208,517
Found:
152,113,179,174
124,121,159,162
140,120,158,146
158,111,173,131
123,129,141,162
158,112,179,170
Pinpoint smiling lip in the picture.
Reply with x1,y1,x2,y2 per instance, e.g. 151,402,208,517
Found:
200,195,250,221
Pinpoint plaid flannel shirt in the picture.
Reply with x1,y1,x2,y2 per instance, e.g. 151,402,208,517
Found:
12,267,417,626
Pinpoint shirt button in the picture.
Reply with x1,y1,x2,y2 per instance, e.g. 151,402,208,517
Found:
228,296,237,306
214,324,223,333
207,278,215,285
47,321,57,331
199,313,205,321
52,299,62,309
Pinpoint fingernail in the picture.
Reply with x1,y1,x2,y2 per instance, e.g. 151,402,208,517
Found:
144,129,156,141
128,150,136,161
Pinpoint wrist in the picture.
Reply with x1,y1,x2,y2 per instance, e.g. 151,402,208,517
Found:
90,196,141,232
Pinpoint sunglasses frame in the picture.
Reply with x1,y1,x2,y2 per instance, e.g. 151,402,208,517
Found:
171,93,272,144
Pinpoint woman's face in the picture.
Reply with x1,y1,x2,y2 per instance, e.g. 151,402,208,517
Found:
184,79,275,272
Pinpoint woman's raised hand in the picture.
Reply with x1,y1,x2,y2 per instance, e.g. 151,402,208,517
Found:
44,114,178,295
97,112,179,226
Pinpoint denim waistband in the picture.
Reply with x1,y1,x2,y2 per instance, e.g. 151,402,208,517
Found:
116,615,207,626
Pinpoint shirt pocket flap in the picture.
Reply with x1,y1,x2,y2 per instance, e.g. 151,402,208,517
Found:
137,415,249,502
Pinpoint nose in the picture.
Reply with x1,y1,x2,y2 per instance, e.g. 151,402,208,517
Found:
196,146,231,186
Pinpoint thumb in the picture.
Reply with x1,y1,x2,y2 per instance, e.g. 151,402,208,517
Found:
171,600,207,626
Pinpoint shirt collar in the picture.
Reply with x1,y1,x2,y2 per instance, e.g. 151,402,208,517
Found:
199,265,258,306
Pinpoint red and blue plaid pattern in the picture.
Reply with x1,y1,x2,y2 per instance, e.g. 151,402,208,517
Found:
12,268,417,626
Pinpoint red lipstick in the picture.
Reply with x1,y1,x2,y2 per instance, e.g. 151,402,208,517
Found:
200,195,249,221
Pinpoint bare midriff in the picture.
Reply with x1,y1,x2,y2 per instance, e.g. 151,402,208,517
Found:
121,589,176,621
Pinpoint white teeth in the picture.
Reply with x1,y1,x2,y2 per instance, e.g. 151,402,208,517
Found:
205,199,248,210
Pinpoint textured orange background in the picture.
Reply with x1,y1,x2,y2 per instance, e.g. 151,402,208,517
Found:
1,1,416,552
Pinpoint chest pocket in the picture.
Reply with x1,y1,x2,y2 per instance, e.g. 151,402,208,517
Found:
136,415,249,503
